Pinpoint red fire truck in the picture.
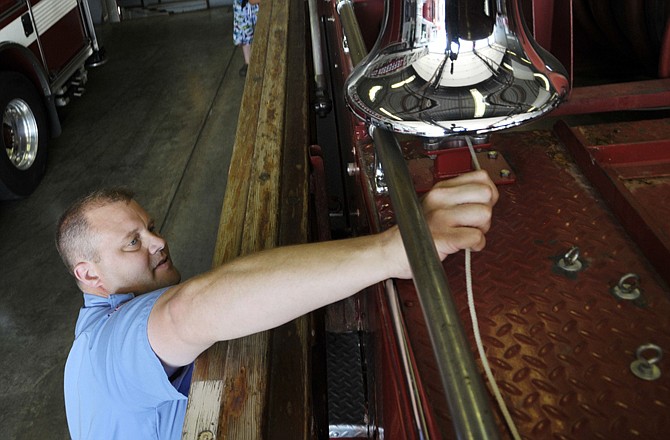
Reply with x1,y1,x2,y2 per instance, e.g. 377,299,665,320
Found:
0,0,104,199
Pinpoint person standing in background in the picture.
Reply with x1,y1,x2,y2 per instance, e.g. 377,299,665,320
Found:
234,0,260,77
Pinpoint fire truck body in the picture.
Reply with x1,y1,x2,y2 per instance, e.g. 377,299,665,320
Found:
0,0,101,199
317,1,670,438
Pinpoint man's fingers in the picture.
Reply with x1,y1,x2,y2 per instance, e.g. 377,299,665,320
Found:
426,203,493,233
423,174,498,210
434,169,496,190
434,227,487,255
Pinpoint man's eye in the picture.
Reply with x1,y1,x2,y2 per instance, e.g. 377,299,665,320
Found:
129,238,139,247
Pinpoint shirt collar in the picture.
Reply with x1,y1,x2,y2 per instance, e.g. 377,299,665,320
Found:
83,292,135,309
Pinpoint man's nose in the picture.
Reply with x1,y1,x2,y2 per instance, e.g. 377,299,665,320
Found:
148,233,167,254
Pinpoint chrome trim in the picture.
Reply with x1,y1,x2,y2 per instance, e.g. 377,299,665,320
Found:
329,424,369,438
49,44,92,92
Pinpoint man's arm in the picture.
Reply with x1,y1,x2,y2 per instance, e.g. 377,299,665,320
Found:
148,170,498,368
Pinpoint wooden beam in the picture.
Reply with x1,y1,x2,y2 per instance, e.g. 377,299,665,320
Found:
182,0,313,438
266,0,314,435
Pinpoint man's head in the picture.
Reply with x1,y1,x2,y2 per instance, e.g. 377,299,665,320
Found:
56,188,181,296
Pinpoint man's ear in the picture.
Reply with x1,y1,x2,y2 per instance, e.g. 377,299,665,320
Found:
74,261,104,291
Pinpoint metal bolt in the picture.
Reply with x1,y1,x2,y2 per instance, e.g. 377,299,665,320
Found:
611,273,642,300
487,150,499,160
423,137,442,150
500,168,511,178
630,343,663,381
347,162,360,176
557,246,583,272
373,158,387,194
198,431,215,440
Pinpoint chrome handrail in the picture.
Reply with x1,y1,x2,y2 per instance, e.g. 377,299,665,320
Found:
372,127,499,440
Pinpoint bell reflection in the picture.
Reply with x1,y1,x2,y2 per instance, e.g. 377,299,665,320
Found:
345,0,570,137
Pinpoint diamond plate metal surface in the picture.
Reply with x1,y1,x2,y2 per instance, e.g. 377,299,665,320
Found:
394,129,670,439
327,332,367,426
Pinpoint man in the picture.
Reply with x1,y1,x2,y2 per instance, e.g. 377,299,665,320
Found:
57,170,498,439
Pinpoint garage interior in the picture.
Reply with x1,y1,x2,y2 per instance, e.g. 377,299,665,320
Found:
0,4,243,438
1,0,670,439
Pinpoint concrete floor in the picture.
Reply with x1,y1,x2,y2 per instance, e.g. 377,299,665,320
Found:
0,7,244,438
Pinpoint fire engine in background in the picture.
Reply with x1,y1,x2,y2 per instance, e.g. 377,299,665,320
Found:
0,0,105,199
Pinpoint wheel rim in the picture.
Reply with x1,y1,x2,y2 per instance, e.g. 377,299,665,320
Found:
3,98,39,171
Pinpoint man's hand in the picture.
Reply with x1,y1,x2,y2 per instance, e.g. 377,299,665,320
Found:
383,170,499,279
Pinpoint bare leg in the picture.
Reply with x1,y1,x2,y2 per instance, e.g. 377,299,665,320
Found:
239,44,252,76
242,44,252,65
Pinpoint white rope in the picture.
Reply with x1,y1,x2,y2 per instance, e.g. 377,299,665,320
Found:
465,137,521,440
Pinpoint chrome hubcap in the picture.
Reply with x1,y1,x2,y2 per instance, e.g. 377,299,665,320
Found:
3,98,38,171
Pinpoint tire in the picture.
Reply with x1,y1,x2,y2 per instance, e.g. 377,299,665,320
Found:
0,71,49,199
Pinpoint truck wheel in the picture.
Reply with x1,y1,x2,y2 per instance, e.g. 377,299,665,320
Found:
0,72,49,199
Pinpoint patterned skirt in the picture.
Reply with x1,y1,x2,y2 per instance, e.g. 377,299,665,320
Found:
233,2,259,46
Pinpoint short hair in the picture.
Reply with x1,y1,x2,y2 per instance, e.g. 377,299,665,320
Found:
56,188,135,273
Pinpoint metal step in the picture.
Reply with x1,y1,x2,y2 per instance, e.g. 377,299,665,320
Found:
327,331,368,438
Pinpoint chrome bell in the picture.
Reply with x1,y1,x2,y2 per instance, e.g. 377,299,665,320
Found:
345,0,570,137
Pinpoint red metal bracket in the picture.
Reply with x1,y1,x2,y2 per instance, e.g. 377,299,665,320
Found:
408,146,517,194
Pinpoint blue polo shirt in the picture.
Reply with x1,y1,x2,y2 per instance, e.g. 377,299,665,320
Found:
64,289,193,439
